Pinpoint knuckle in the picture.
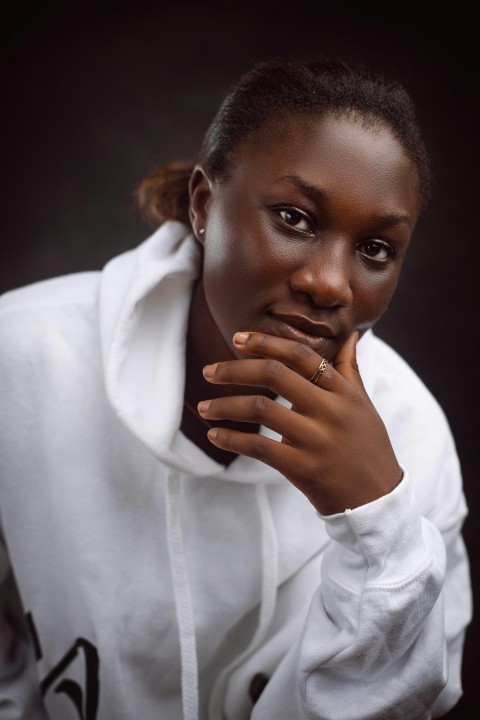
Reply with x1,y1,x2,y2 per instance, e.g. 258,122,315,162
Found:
254,332,270,350
251,395,270,420
342,385,365,410
291,341,316,362
305,456,321,479
215,359,237,379
224,359,238,373
263,359,285,378
250,436,269,459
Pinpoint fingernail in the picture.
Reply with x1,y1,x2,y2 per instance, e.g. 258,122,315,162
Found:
203,364,216,378
197,400,210,414
207,428,218,441
233,332,249,346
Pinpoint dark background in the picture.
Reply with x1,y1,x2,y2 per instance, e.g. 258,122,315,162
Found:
2,1,479,716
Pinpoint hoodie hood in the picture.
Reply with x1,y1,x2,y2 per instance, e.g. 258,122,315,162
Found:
99,220,375,482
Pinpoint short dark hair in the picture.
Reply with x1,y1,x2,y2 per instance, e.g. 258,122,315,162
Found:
137,58,431,227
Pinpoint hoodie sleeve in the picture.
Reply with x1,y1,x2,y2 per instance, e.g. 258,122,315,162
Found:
251,449,471,719
0,536,50,719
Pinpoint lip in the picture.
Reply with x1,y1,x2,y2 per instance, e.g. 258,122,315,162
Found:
269,312,336,338
267,312,338,355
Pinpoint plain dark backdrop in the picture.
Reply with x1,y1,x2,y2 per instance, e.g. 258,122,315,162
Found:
2,1,479,716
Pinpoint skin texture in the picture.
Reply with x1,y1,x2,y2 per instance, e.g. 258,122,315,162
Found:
185,113,420,514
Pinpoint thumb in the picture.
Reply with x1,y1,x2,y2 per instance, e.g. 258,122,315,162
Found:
333,331,364,389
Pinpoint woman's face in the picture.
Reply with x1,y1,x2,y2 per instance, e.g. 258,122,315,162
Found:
191,113,420,362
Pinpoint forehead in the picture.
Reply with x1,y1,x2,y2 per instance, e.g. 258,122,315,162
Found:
227,114,420,218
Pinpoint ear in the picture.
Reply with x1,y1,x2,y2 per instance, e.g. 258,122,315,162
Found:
188,164,213,245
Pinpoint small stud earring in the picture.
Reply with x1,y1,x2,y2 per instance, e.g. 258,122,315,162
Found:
198,228,206,236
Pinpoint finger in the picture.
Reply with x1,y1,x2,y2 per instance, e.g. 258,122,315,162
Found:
198,395,312,446
203,358,322,412
206,425,303,478
232,331,340,390
332,331,365,390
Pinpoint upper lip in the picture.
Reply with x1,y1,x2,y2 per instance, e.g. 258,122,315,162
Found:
269,312,337,338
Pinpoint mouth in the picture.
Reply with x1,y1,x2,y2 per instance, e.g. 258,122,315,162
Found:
267,312,338,356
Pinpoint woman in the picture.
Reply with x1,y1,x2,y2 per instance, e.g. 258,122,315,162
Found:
0,59,471,719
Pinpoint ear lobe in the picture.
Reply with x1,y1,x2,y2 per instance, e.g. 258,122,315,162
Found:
188,164,213,245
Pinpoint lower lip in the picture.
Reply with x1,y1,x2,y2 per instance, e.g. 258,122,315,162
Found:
267,316,335,356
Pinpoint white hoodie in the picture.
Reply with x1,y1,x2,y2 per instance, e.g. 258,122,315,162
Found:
0,221,472,720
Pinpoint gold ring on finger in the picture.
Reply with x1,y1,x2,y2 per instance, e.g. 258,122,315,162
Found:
308,358,328,385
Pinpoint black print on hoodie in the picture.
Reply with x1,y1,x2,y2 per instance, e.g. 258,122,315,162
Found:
27,612,100,720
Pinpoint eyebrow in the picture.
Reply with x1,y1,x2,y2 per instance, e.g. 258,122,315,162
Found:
277,173,413,229
371,212,413,229
277,174,324,200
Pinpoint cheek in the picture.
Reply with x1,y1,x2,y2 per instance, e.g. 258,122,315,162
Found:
202,238,252,298
204,204,250,275
200,228,257,330
203,213,276,296
202,221,234,273
355,270,401,326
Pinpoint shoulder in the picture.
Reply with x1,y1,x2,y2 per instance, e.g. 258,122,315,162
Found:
0,272,101,363
0,272,100,316
369,334,465,526
369,333,448,433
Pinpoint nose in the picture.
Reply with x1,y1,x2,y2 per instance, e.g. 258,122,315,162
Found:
289,241,354,308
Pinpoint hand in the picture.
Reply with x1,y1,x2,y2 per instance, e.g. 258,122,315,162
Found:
198,331,403,515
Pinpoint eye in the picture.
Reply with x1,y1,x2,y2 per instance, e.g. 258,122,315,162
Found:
357,239,393,262
277,207,312,233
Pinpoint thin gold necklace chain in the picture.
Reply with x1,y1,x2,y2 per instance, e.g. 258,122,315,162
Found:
183,400,214,429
